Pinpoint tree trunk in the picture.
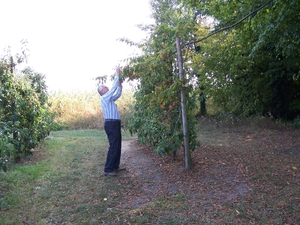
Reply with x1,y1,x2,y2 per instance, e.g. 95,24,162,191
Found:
200,92,206,116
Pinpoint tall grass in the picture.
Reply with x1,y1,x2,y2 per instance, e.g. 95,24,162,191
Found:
49,89,294,131
49,90,134,130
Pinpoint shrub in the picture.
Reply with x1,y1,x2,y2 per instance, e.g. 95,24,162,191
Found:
0,49,56,170
291,116,300,129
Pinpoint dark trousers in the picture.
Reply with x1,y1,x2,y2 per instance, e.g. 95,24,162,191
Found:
104,120,122,172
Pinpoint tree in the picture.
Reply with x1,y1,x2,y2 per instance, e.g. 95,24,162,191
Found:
184,0,300,119
120,0,300,170
121,0,199,160
0,44,55,169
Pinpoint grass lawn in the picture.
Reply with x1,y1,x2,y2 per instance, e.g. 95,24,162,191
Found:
0,130,134,224
0,121,299,224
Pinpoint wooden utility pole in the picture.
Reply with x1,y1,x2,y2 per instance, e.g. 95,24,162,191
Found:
176,37,191,170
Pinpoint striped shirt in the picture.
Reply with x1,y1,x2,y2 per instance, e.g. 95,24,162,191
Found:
100,75,122,120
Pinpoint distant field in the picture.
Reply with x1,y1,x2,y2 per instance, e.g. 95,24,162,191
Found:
49,90,135,130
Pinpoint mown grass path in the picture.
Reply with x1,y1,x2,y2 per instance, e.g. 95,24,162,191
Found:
1,126,300,224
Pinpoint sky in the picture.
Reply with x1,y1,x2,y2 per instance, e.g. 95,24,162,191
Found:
0,0,153,92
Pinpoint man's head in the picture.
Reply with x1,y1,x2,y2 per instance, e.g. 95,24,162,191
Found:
98,85,109,96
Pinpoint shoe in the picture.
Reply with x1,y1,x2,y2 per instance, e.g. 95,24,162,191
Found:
114,168,126,172
104,171,117,177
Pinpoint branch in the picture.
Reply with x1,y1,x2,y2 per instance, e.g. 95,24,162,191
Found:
186,0,273,47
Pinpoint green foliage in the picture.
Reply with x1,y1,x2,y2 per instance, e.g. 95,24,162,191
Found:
121,0,199,155
291,116,300,129
124,0,300,160
0,123,10,172
0,45,56,171
249,0,300,119
185,0,300,119
123,0,300,145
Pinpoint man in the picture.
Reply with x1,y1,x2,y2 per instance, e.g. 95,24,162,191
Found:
97,66,126,177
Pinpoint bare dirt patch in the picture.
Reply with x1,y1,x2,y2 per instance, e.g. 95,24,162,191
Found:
118,125,300,224
120,139,251,211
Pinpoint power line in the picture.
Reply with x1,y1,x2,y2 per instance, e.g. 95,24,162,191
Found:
185,0,273,47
